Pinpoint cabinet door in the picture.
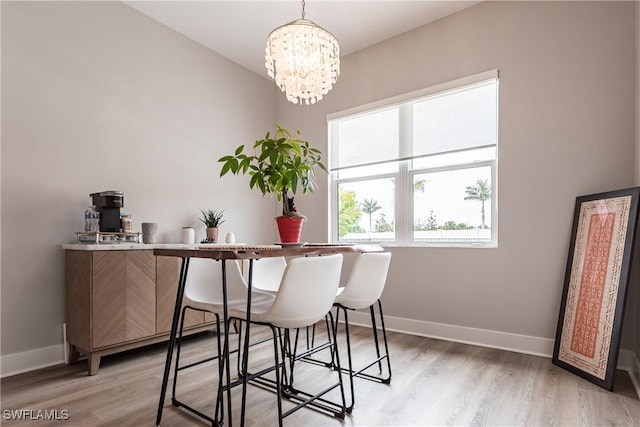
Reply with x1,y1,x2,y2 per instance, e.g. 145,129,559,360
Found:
92,251,156,348
65,250,92,352
156,256,204,334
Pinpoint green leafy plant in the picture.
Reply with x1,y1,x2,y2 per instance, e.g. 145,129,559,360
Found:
218,124,327,218
199,209,226,228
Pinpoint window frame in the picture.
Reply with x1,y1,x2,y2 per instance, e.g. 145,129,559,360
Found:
328,70,499,248
409,159,497,247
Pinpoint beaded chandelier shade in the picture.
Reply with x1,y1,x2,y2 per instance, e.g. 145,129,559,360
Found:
265,1,340,105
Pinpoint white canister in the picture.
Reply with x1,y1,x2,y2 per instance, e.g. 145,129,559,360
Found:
181,227,195,244
225,232,236,244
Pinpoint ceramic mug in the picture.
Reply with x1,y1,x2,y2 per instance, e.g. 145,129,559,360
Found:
142,222,157,244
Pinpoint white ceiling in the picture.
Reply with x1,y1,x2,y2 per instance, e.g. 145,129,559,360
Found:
123,1,481,78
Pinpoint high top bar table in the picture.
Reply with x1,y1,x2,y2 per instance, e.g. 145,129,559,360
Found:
154,243,383,427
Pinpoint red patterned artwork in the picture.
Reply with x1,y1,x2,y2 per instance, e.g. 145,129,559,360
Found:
569,212,614,358
557,196,631,380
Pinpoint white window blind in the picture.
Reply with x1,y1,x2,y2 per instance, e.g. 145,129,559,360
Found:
328,70,499,246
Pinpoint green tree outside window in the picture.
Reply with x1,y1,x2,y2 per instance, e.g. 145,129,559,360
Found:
338,188,363,237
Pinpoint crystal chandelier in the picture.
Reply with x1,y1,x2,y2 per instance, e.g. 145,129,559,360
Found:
265,0,340,105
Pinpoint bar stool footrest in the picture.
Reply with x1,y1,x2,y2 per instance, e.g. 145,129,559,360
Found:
171,397,218,425
245,371,346,419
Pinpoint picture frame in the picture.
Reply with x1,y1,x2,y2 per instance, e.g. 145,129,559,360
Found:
552,187,640,390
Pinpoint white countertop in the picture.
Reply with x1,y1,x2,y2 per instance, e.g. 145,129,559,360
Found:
62,243,247,251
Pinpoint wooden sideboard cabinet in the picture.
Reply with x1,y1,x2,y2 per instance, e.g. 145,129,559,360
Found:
65,249,214,375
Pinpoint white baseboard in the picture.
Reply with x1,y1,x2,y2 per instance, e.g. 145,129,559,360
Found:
618,349,634,371
619,349,640,399
1,344,65,378
632,354,640,399
348,311,556,357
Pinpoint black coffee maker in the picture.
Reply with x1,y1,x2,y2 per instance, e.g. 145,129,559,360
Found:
90,191,124,232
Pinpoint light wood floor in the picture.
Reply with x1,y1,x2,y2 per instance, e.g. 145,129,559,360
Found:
2,324,639,426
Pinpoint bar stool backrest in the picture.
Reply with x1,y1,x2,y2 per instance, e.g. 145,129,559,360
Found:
184,259,248,307
260,254,343,329
335,252,392,310
245,257,287,294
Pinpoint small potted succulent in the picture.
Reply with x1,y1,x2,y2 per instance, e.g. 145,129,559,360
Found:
199,208,225,243
218,124,327,243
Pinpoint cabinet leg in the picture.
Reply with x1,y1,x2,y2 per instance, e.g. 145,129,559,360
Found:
88,353,101,376
68,345,81,364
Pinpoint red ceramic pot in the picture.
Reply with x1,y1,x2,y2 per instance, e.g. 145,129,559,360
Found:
276,216,304,243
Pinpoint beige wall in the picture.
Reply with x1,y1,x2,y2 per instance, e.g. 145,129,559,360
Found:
634,0,640,369
278,1,637,344
637,0,640,188
620,0,639,380
637,0,640,368
1,1,276,356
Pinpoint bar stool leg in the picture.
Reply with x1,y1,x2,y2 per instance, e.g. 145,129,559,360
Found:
377,300,392,383
341,307,356,413
369,304,383,373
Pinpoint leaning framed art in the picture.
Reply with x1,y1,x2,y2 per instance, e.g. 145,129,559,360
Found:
552,187,640,390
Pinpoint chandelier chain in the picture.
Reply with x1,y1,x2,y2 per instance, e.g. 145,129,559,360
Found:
301,0,305,19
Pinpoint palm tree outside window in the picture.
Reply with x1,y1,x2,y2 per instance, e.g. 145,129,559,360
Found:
464,179,492,229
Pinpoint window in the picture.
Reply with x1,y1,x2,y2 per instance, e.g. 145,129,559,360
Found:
328,70,498,246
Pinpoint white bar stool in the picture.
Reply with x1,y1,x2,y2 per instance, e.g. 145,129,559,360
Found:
333,251,393,412
230,254,346,426
171,258,275,424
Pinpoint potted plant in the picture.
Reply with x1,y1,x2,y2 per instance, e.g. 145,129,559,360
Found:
218,124,327,243
199,208,225,243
